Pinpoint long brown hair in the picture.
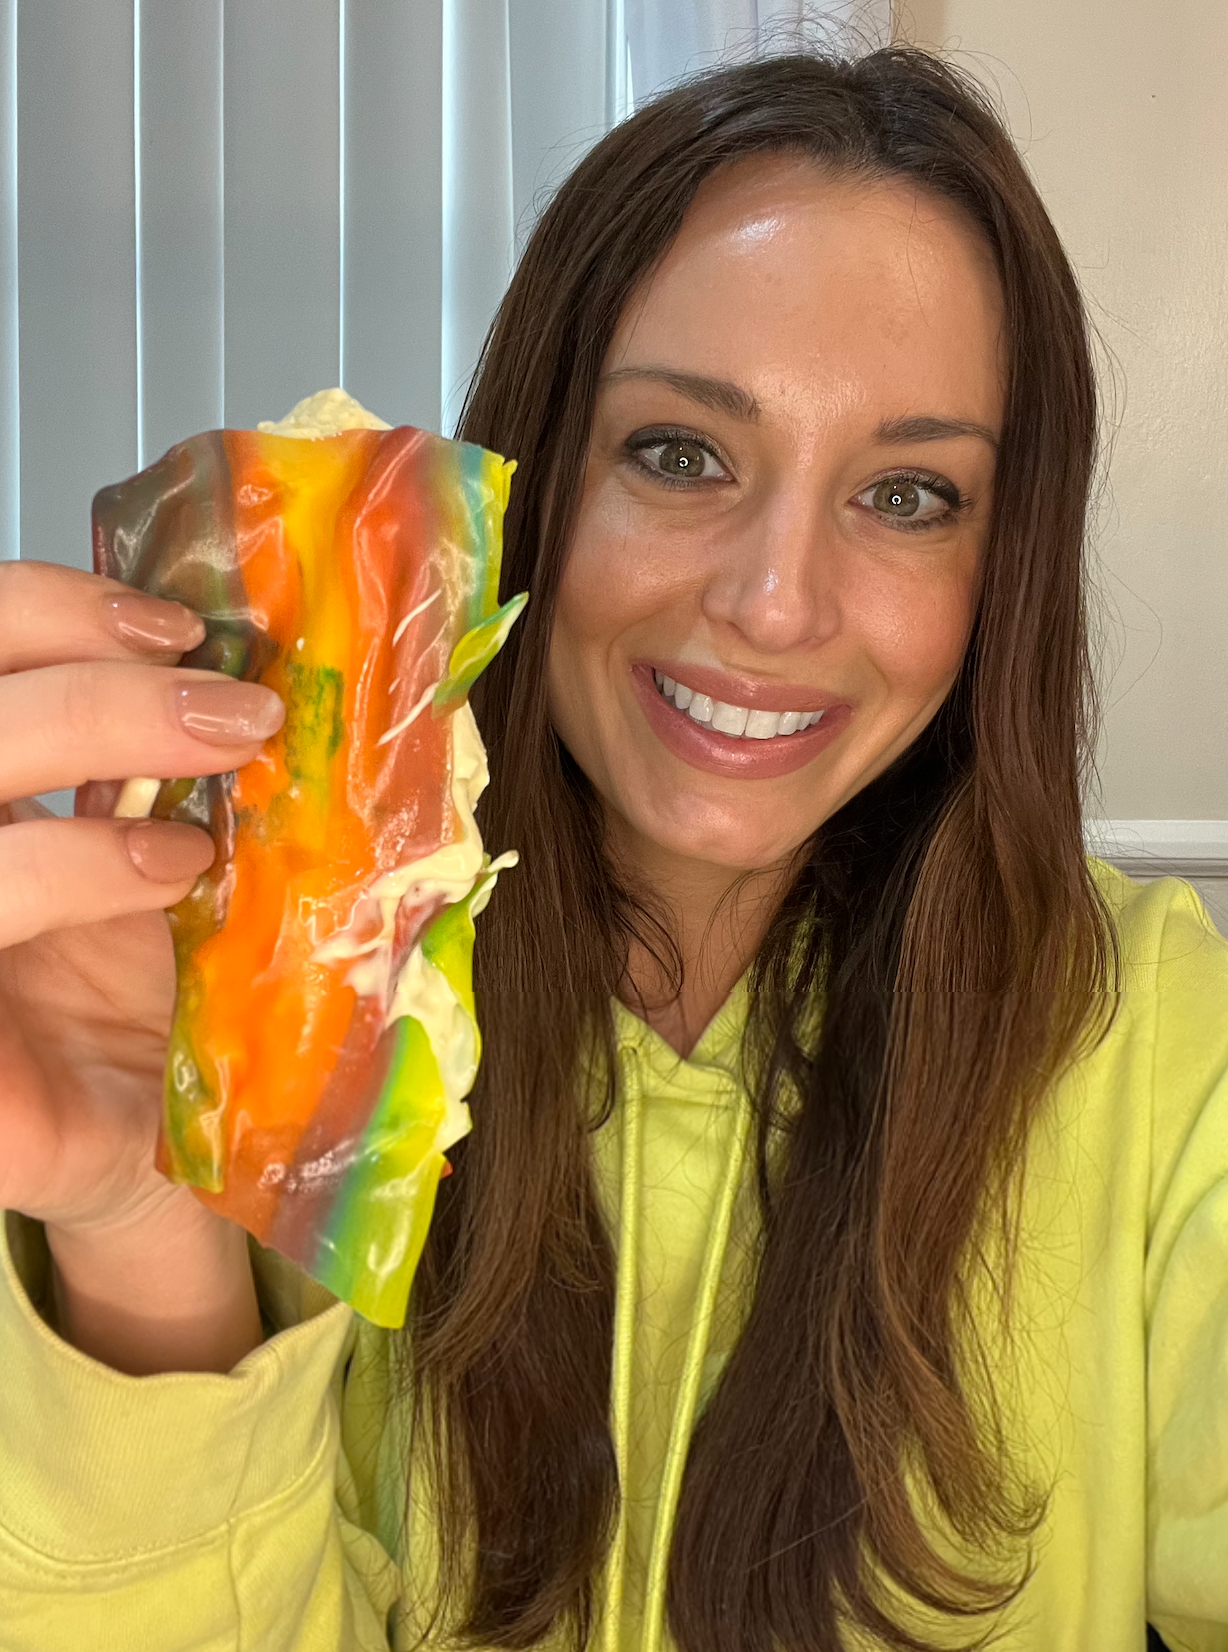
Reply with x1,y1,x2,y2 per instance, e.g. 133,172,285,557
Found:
404,48,1120,1652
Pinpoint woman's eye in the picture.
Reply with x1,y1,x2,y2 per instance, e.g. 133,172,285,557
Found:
631,436,729,483
856,474,962,528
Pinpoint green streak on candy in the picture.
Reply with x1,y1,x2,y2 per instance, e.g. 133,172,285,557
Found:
433,591,528,714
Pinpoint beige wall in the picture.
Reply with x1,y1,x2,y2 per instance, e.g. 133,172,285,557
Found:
897,0,1228,824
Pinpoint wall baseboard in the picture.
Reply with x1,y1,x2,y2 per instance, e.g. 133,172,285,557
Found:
1084,820,1228,879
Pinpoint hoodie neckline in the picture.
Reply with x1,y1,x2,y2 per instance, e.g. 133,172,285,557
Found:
611,973,750,1099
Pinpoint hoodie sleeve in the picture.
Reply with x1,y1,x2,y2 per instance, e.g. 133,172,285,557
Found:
1143,880,1228,1652
0,1211,403,1651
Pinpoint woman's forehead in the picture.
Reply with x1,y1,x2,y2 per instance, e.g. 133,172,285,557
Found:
606,158,1007,437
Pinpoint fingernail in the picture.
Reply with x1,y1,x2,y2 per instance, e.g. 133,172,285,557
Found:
126,821,215,883
103,591,206,652
175,679,285,744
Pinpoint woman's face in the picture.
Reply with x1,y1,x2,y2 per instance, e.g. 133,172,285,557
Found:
547,159,1006,880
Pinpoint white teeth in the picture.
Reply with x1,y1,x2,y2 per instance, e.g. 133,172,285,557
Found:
710,700,748,737
744,708,781,739
654,671,826,740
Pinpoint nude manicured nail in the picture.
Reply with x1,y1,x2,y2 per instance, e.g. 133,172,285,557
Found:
126,821,215,884
103,591,205,652
175,679,285,744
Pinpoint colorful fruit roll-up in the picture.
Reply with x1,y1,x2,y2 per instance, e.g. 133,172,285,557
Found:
91,389,525,1327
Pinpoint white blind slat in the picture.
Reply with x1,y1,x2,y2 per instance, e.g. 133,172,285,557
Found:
0,0,15,561
509,0,608,255
441,0,514,437
138,0,224,466
19,0,137,571
223,0,340,430
343,0,443,435
626,0,893,103
0,0,13,561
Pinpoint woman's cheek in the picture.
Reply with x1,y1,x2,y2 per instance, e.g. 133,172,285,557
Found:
558,510,696,644
557,481,632,631
849,553,978,705
548,516,654,765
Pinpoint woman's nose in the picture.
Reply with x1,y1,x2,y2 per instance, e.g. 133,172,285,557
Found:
698,486,841,655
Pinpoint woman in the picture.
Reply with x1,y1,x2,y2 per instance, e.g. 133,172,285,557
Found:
0,47,1223,1652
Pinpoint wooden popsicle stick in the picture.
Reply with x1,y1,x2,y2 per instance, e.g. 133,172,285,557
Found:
114,777,162,818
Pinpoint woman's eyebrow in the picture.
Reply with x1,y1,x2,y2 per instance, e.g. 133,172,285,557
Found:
874,413,999,450
601,366,760,421
600,374,997,451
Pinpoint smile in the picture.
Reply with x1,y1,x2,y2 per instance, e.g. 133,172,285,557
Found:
632,663,849,781
653,670,824,741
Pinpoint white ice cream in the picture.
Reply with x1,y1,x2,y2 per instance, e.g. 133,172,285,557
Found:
257,387,391,439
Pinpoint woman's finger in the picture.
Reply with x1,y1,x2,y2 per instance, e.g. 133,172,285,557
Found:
0,816,215,949
0,660,284,805
0,560,204,675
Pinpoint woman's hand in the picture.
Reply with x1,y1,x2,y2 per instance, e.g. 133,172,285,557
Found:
0,559,284,1246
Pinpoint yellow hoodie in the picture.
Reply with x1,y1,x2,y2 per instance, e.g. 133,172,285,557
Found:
0,863,1225,1652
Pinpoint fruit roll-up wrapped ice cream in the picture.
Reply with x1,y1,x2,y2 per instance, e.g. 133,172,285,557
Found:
92,389,525,1327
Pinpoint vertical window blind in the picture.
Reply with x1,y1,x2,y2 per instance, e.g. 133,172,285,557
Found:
0,0,887,572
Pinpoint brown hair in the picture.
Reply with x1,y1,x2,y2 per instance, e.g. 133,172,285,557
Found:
404,47,1120,1652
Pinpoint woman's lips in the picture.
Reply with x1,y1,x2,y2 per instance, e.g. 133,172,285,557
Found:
641,660,843,714
631,663,851,780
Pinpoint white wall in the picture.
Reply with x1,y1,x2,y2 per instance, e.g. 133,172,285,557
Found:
900,0,1228,928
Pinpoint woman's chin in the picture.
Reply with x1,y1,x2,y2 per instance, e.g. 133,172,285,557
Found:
619,795,814,879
